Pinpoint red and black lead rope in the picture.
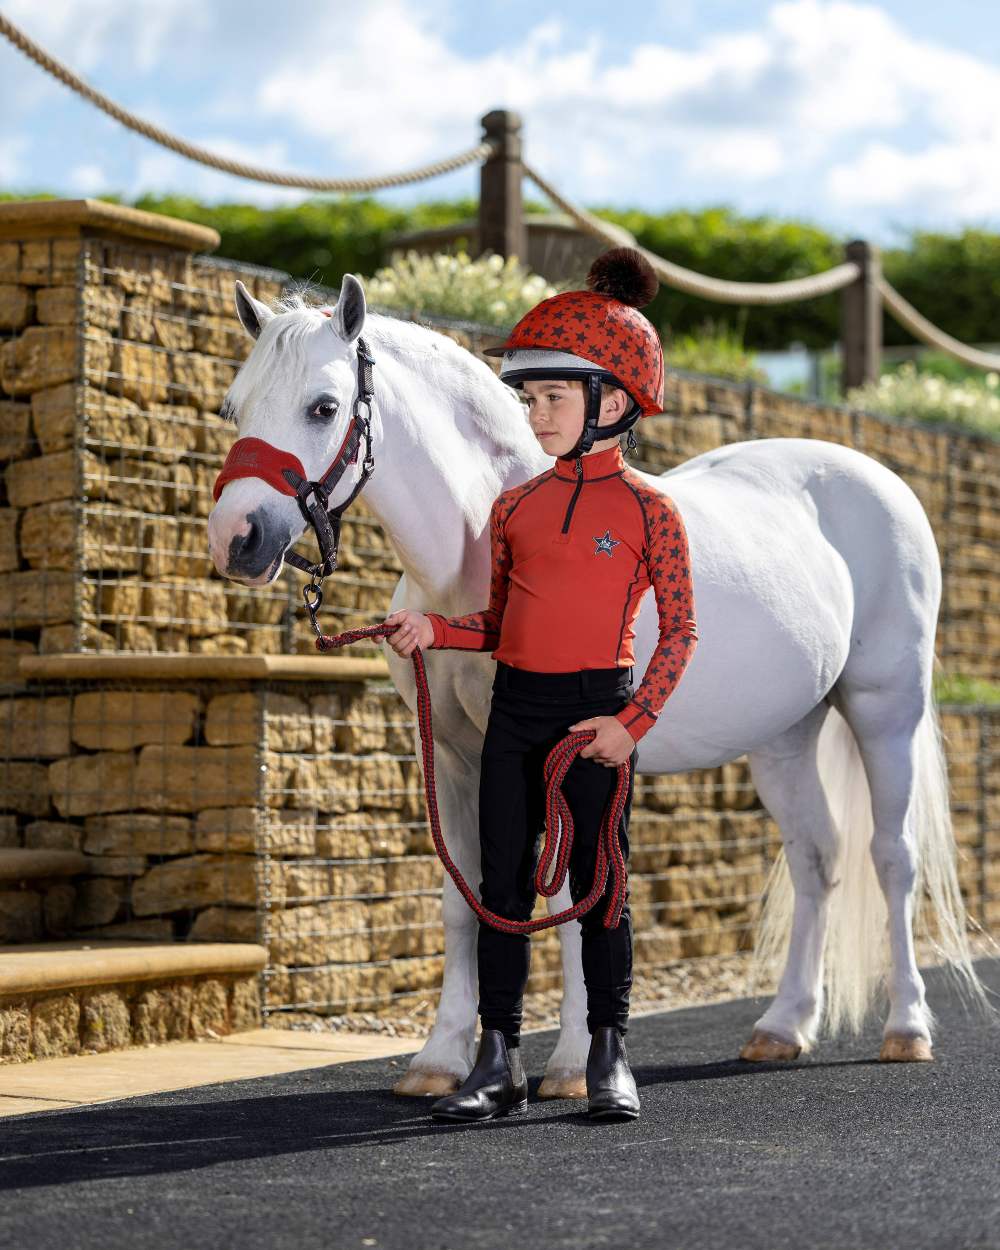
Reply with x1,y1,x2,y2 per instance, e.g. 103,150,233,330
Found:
314,622,631,935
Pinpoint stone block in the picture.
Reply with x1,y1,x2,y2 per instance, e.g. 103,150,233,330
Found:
290,962,391,1013
0,326,76,395
194,807,258,854
268,900,370,966
134,744,260,811
0,696,71,758
276,860,386,907
32,994,80,1058
49,751,136,818
0,815,18,848
72,877,126,927
82,856,147,877
0,283,32,330
109,340,170,405
262,810,315,857
5,450,78,509
0,569,76,628
0,509,18,574
0,761,51,817
0,638,33,688
229,975,261,1031
86,917,174,941
370,894,443,960
31,383,77,454
72,691,199,751
131,853,258,915
82,392,148,452
141,581,228,636
81,989,132,1053
145,404,199,462
336,691,389,753
0,1000,31,1063
0,890,43,942
43,882,76,935
191,978,229,1037
6,238,80,285
264,694,313,752
314,812,376,860
133,982,193,1044
188,906,258,943
0,401,31,461
204,692,261,746
170,351,236,406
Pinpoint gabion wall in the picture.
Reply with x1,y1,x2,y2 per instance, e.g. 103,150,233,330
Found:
1,201,997,1025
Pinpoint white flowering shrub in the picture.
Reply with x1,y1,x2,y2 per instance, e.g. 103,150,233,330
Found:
848,362,1000,437
363,249,560,327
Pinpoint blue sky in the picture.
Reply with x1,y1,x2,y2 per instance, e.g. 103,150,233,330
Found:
2,0,1000,244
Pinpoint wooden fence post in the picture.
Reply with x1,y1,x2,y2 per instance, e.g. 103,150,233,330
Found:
478,110,526,262
841,239,882,392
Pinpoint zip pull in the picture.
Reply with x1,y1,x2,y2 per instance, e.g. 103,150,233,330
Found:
575,456,583,478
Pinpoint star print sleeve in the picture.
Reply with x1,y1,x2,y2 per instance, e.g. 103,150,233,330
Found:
614,493,698,743
424,497,510,652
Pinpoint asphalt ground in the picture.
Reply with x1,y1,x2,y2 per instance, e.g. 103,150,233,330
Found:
1,960,998,1250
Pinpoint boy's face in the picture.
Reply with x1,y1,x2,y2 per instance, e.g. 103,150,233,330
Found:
521,378,621,458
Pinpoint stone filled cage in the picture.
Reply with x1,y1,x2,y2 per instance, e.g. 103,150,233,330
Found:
1,204,998,1027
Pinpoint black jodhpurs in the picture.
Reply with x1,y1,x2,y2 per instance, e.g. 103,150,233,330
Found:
477,660,638,1043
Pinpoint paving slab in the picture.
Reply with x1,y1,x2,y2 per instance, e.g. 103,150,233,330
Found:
0,1028,418,1117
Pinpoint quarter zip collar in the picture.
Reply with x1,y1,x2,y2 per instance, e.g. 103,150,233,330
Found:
553,443,625,482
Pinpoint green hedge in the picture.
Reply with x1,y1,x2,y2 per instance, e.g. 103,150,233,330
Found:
6,191,1000,354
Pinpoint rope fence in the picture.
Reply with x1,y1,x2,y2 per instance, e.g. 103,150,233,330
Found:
3,11,1000,382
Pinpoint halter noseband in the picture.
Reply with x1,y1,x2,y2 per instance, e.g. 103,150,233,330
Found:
212,335,376,631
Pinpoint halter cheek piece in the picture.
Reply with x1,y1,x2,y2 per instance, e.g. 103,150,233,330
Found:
212,335,376,634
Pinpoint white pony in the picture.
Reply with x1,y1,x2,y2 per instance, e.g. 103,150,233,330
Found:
208,275,984,1098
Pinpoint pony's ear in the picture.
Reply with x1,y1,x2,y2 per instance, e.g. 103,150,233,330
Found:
330,274,367,343
234,279,275,340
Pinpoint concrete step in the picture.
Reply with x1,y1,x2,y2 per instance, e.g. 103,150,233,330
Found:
0,940,266,1063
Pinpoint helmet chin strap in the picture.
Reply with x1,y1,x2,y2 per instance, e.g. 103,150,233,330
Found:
558,374,642,461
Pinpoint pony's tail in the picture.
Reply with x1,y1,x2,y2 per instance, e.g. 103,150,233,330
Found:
753,699,990,1037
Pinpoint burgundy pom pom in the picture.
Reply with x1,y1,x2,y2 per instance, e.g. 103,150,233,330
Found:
585,247,658,308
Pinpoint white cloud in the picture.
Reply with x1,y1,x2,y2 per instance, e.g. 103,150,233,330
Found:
3,0,1000,233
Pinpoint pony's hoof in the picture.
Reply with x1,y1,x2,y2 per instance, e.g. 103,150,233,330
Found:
393,1069,463,1097
880,1035,933,1063
537,1072,587,1101
739,1030,802,1062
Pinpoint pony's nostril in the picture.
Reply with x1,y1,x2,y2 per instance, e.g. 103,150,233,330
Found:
242,520,263,556
225,509,291,581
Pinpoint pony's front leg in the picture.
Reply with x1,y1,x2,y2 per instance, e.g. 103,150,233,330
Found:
393,874,479,1096
537,883,590,1100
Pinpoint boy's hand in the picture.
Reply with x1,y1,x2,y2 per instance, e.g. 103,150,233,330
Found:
384,609,435,657
567,715,636,766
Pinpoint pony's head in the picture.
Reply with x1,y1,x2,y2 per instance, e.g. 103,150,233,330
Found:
208,277,373,585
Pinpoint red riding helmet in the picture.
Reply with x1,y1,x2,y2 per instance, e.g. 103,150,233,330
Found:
483,247,663,458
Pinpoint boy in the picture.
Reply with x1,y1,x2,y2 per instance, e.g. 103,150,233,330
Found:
385,248,698,1123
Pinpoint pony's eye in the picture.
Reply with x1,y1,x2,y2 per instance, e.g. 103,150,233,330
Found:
312,400,338,420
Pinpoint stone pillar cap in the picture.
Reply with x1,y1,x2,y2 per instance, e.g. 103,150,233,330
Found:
0,198,220,252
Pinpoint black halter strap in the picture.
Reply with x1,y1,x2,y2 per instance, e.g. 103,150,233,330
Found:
282,338,376,625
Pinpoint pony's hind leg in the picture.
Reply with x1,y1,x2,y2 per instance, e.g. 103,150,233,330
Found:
741,703,841,1061
835,684,932,1061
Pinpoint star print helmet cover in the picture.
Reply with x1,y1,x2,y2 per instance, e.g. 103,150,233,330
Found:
483,247,664,455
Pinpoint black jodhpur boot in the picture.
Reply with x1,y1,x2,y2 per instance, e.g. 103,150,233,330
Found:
586,1026,640,1121
430,1029,528,1123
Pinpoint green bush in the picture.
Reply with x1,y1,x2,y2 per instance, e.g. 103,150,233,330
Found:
363,249,560,327
664,319,766,383
934,673,1000,705
847,362,1000,437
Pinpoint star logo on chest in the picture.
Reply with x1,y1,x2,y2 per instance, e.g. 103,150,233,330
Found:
593,529,620,558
